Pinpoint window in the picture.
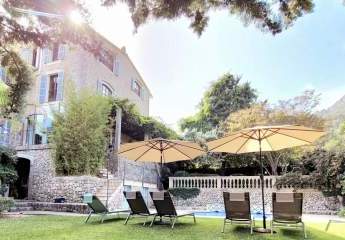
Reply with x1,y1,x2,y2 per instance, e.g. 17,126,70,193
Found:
48,74,58,102
39,72,64,103
98,49,114,71
113,55,120,76
26,114,48,145
52,43,59,61
32,48,38,67
101,84,112,96
42,43,65,64
131,79,142,97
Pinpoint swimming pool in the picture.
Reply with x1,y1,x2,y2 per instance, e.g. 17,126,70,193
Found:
194,210,272,219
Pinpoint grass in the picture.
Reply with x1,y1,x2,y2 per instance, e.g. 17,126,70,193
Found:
0,215,344,240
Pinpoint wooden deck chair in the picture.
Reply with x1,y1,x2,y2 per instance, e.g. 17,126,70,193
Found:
149,191,196,229
271,192,306,238
83,194,129,223
123,191,156,226
222,192,254,234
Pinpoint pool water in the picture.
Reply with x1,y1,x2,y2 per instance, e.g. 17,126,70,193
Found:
194,210,272,219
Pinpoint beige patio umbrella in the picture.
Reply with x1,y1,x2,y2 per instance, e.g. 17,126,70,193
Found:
118,138,205,165
118,138,205,191
207,125,325,232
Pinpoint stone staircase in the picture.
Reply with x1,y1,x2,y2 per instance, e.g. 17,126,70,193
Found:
95,178,123,208
10,200,34,212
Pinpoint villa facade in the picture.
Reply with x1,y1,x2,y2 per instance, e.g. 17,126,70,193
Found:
0,31,158,208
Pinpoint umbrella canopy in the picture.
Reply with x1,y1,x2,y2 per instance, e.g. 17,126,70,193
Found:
207,125,325,153
118,138,205,164
206,125,325,231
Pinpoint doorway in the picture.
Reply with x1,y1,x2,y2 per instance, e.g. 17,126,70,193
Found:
9,158,30,199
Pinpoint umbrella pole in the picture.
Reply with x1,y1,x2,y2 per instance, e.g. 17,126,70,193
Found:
259,138,266,229
254,132,271,233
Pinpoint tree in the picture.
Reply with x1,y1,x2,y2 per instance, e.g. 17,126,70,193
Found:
103,0,315,36
51,89,112,175
0,0,107,117
180,72,257,133
277,149,345,199
220,90,325,175
0,146,17,196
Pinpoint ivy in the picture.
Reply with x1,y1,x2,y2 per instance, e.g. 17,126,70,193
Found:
0,47,33,117
168,188,200,200
111,98,179,140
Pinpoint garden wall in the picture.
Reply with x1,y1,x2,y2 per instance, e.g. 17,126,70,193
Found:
172,189,340,214
169,176,341,215
15,145,158,203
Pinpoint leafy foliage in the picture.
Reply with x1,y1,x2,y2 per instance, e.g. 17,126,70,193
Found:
277,149,345,196
168,188,200,200
220,90,325,175
51,89,112,176
338,208,345,218
111,98,179,140
324,121,345,153
0,146,17,196
180,73,257,134
102,0,315,36
0,47,33,117
0,197,14,214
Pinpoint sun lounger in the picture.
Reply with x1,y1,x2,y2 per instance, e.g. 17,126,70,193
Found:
83,194,129,223
123,191,156,226
222,192,254,234
271,192,306,238
149,191,196,229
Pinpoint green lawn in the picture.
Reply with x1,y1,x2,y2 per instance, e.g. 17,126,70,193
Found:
1,215,344,240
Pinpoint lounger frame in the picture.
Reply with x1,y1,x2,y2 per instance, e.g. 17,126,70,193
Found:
149,191,196,229
222,192,254,234
84,195,129,223
271,192,306,239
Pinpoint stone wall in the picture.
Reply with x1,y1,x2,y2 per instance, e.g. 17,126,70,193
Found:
117,158,158,184
172,188,341,215
16,145,158,204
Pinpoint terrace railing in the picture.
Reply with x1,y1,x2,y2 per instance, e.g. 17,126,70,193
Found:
169,176,312,190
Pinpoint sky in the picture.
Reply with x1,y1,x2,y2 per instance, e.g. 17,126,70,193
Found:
89,0,345,130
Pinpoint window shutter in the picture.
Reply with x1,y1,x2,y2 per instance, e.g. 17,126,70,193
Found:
42,48,52,64
20,48,32,64
56,72,64,101
113,56,120,76
0,67,5,82
58,44,66,60
96,80,102,94
131,78,134,91
39,75,48,103
141,88,145,100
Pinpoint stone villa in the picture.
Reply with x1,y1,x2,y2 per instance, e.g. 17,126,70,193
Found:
0,30,158,209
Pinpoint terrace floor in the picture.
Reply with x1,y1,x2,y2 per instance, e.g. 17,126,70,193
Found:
1,213,344,240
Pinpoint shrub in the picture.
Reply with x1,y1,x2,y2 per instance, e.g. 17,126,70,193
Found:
338,208,345,218
51,89,111,175
0,146,17,196
168,188,200,200
173,170,190,177
0,197,14,215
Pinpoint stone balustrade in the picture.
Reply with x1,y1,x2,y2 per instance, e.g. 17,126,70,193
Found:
169,176,309,190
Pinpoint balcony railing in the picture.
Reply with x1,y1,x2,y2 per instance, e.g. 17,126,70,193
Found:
169,176,309,190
